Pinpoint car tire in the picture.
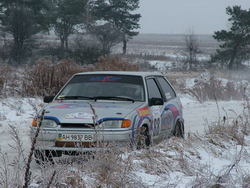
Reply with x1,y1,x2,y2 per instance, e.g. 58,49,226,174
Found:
34,150,62,165
136,126,151,149
173,120,184,138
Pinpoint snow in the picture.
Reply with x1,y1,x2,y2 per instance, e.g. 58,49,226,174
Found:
0,55,250,186
182,95,246,134
1,90,249,187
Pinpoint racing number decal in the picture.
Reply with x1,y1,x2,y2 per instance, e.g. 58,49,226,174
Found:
153,118,161,136
150,106,162,136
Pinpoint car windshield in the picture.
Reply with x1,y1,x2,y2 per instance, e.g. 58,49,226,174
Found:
56,74,145,102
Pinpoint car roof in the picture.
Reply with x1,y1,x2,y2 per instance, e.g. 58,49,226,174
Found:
74,71,164,78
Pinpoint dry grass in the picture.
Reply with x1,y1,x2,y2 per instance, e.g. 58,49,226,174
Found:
185,76,245,102
1,53,250,187
91,55,141,71
0,62,18,97
175,72,249,103
0,56,144,98
1,113,250,187
1,53,249,101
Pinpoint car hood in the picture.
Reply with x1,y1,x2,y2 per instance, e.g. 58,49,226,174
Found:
43,100,145,124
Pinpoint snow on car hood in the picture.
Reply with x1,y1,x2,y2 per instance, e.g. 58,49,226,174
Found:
43,100,145,124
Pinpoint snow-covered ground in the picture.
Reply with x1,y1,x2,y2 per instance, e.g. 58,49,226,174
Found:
1,32,250,187
182,94,247,134
0,91,249,187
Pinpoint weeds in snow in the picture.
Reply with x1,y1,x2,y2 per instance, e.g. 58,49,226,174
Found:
0,73,250,187
184,75,248,103
1,117,250,187
0,125,27,187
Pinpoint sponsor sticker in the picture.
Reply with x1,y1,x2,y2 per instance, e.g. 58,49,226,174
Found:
65,112,93,119
89,76,121,82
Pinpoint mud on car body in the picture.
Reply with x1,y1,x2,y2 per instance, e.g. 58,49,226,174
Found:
31,71,184,162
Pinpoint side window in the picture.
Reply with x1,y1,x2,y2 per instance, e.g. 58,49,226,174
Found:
156,77,176,100
146,78,162,99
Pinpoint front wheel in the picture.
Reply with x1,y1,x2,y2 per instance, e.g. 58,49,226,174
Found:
34,150,62,165
172,120,184,138
136,126,151,149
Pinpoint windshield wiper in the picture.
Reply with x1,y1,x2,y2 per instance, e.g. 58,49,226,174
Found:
94,96,134,102
57,96,95,100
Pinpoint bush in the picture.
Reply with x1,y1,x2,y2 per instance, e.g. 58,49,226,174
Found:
38,36,104,65
184,75,248,103
0,56,143,98
38,43,66,60
21,59,86,96
70,36,103,65
19,56,142,97
91,55,140,71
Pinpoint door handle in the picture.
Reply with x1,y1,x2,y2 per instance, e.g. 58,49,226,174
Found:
165,107,170,111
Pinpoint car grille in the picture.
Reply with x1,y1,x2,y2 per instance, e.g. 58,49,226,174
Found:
60,123,95,128
55,141,96,147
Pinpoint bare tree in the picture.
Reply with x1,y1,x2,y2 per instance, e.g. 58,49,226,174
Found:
88,23,123,54
183,29,200,70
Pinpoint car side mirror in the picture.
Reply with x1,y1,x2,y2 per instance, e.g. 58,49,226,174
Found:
43,96,55,103
149,98,164,106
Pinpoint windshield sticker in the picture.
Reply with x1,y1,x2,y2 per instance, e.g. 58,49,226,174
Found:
65,112,93,119
137,107,150,117
89,76,121,82
50,104,120,109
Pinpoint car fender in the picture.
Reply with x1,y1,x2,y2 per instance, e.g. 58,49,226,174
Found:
130,113,152,145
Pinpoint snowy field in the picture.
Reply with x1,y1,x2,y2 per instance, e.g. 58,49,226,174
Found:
0,91,249,187
0,34,250,187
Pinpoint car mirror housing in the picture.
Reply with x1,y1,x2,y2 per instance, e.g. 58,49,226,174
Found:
43,96,55,103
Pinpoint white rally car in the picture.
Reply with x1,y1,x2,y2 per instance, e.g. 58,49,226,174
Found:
31,71,184,162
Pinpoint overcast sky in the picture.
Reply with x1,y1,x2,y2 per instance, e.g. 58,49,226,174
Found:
137,0,250,34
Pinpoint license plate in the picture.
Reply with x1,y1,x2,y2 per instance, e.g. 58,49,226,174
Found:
58,134,94,142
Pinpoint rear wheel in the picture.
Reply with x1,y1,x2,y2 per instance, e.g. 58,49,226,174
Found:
172,120,184,138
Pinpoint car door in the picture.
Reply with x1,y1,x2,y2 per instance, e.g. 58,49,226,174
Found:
155,76,179,136
145,77,174,139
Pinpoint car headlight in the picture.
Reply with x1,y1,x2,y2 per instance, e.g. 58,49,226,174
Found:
99,120,131,128
41,119,58,128
100,120,122,128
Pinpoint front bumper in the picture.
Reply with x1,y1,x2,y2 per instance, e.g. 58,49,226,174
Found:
31,128,134,152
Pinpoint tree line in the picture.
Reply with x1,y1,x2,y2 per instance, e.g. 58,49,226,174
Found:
0,1,249,70
0,0,140,66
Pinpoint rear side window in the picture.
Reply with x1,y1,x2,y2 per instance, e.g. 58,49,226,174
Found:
156,77,176,101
